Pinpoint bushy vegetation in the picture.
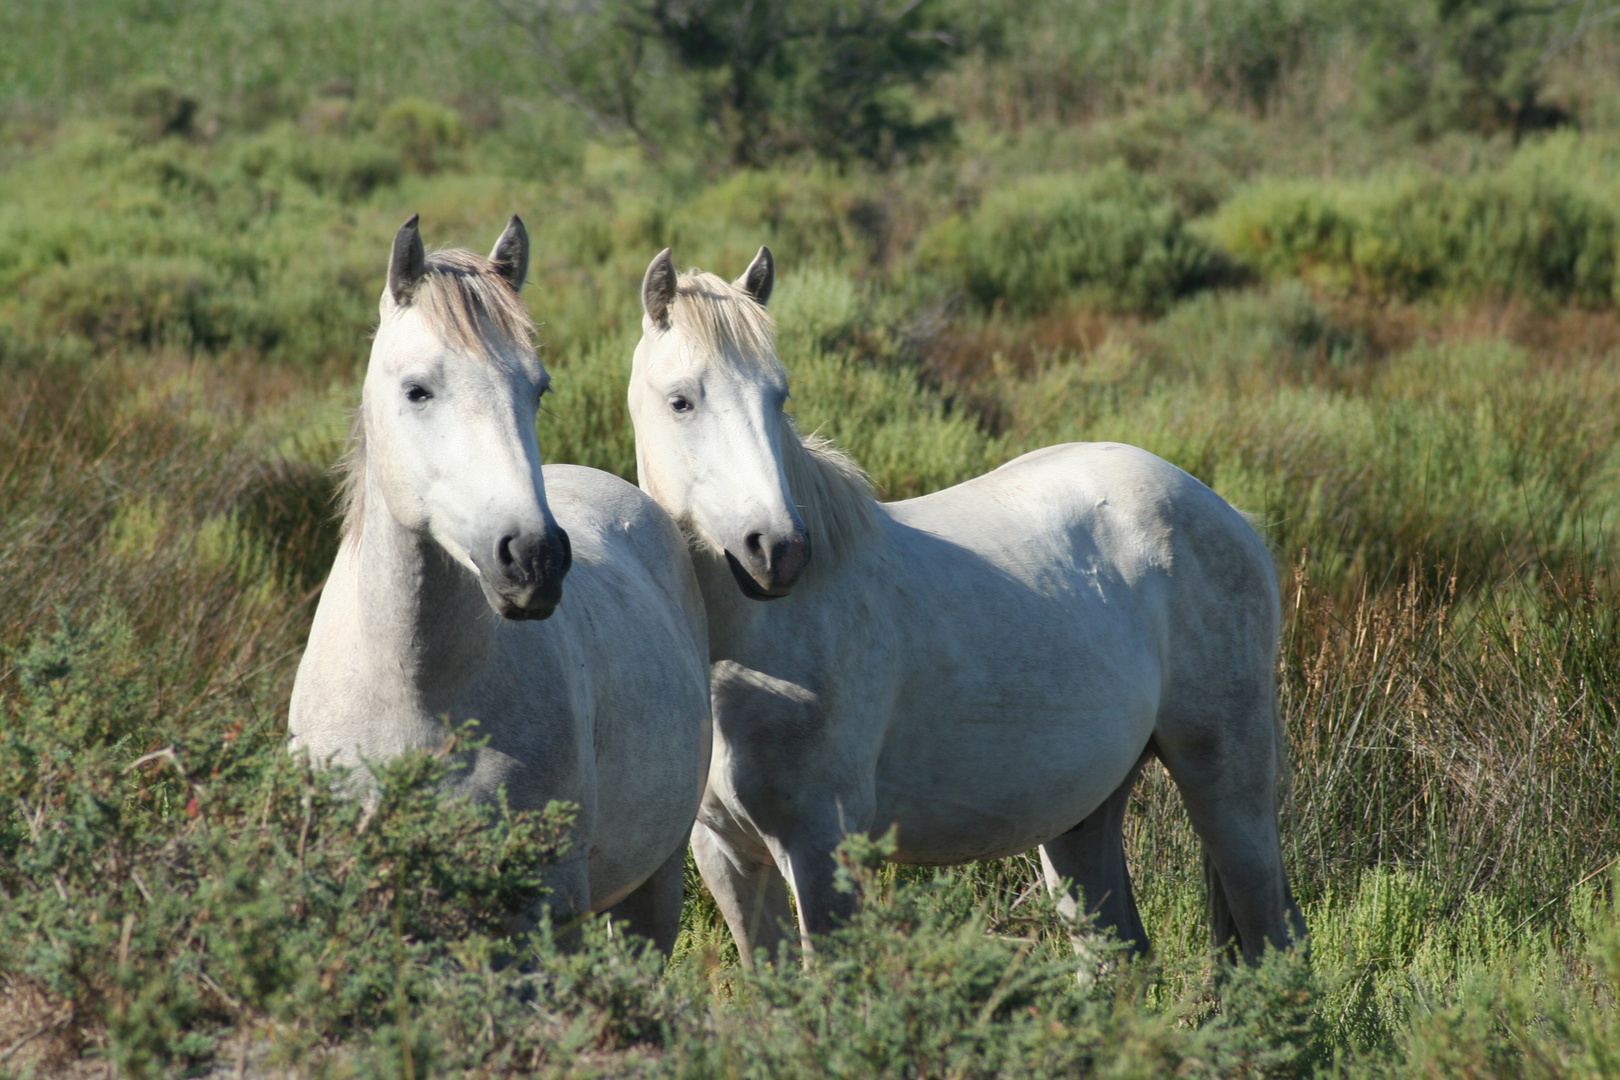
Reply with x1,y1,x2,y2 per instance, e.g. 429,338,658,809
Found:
916,165,1223,314
4,0,1620,1075
1208,136,1620,305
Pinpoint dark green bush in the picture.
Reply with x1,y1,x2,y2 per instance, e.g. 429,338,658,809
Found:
0,612,617,1077
917,164,1224,314
0,611,1341,1079
1354,0,1581,138
26,256,256,352
1210,150,1620,305
499,0,968,166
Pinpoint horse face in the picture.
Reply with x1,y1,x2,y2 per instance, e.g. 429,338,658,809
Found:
630,256,809,600
365,304,571,620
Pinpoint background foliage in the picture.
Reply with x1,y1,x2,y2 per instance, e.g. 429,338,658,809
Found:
3,0,1620,1075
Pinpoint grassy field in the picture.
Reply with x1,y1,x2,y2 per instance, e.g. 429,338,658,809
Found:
2,1,1619,1075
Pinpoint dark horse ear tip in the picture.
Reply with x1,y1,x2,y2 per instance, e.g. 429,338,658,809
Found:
737,245,774,305
489,215,530,294
390,214,427,305
643,248,677,324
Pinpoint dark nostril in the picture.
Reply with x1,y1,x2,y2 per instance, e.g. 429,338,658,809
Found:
745,532,765,562
496,534,518,569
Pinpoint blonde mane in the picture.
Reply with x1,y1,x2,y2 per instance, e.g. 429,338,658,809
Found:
672,270,884,563
337,249,536,539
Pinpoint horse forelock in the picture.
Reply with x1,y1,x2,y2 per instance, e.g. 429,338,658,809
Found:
340,249,535,541
397,248,535,362
658,269,881,565
666,270,780,378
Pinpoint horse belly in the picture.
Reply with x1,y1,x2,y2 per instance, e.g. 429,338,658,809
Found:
874,700,1155,865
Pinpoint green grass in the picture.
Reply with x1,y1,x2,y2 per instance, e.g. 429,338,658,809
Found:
3,0,1620,1075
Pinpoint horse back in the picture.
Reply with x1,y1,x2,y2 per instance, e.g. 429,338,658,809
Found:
885,440,1278,729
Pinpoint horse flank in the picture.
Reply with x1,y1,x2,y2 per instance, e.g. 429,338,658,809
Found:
672,269,884,564
338,249,536,539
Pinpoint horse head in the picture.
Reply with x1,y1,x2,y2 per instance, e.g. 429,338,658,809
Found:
628,246,811,600
359,214,571,619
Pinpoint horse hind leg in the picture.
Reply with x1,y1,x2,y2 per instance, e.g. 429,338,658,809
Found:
605,845,687,956
1156,688,1307,963
1038,745,1152,958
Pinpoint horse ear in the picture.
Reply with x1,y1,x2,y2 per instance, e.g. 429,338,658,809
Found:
734,245,774,306
642,248,677,328
489,215,529,294
388,214,426,306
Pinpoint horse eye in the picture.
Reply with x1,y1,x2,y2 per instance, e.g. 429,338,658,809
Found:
669,395,693,414
405,385,432,404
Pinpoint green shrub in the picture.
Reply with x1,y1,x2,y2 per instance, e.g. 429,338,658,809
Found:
25,256,261,352
0,612,679,1078
377,96,466,175
669,167,878,270
917,164,1224,314
498,0,966,166
1208,141,1620,305
1354,0,1583,138
232,123,404,198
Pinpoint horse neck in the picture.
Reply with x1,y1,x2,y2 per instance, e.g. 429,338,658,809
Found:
344,465,496,710
778,425,883,574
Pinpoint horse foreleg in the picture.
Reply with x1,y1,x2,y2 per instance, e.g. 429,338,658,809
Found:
1038,746,1152,957
527,854,593,947
605,845,686,956
691,820,795,968
776,832,858,955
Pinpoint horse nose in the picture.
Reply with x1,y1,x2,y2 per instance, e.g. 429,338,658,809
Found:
742,528,810,593
490,525,571,619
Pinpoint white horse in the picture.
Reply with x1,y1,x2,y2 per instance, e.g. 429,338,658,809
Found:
290,217,711,951
627,247,1305,964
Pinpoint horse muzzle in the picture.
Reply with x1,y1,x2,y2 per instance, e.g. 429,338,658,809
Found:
480,525,572,620
725,528,810,600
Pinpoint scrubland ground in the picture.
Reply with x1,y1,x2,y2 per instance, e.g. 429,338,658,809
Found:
2,2,1619,1076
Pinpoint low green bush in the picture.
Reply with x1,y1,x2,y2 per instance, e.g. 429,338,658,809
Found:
0,610,1342,1079
0,611,678,1078
377,96,466,175
233,123,405,198
917,164,1224,314
1208,138,1620,305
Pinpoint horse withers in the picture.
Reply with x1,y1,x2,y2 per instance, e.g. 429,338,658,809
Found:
627,246,1306,964
289,217,711,951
